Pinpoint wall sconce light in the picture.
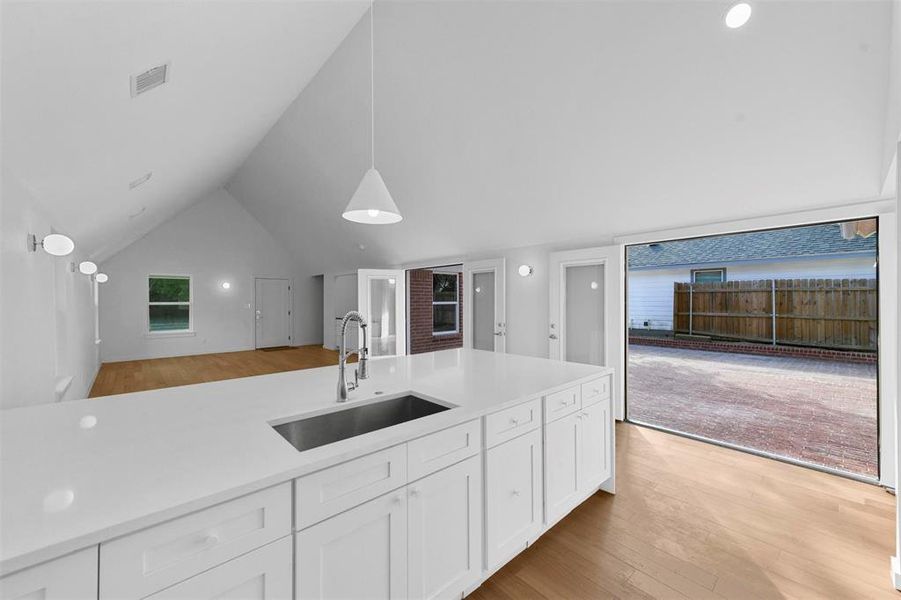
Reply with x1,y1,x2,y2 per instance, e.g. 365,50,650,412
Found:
29,233,75,257
517,264,533,277
78,261,98,275
95,273,109,283
221,281,231,290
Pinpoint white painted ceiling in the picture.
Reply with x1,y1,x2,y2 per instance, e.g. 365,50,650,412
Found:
1,0,369,260
228,0,897,274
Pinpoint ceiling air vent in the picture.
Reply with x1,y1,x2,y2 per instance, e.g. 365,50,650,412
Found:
130,63,169,97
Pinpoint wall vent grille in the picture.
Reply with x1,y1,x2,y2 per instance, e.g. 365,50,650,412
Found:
131,64,169,97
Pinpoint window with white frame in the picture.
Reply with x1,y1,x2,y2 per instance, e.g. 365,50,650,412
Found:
692,268,726,283
148,275,192,332
432,272,459,334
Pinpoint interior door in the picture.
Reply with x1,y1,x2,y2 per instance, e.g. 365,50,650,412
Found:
463,258,506,352
358,269,406,358
549,246,625,419
255,278,290,349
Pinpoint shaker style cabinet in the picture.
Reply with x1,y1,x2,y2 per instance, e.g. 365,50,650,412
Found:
408,455,482,600
0,548,97,600
483,427,543,570
296,489,408,600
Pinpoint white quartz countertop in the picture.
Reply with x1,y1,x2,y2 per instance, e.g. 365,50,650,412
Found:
0,349,610,576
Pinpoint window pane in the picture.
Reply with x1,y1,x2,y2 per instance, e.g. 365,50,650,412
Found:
433,273,458,302
149,277,190,302
693,270,724,283
149,305,190,331
433,304,457,333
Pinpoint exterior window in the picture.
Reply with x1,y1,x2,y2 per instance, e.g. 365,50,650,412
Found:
432,273,459,334
692,268,726,283
148,276,192,332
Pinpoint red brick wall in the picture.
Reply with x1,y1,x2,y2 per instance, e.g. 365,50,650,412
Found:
409,269,464,354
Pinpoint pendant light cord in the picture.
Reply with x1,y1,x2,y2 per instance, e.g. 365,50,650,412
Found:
370,0,375,170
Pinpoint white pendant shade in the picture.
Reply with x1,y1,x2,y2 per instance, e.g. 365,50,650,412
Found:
343,168,403,224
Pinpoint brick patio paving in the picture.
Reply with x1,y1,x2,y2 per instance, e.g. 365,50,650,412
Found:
627,345,878,478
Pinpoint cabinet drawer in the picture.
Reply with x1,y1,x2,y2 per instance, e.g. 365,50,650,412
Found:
101,483,291,600
407,419,481,481
543,386,580,423
0,547,97,600
145,536,292,600
484,397,541,448
296,444,407,529
581,375,611,408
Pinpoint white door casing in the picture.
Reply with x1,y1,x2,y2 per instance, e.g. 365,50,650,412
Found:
358,269,407,358
548,246,625,419
463,258,506,352
254,278,291,349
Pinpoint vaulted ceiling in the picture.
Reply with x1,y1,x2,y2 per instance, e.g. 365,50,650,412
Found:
3,1,898,273
1,0,368,260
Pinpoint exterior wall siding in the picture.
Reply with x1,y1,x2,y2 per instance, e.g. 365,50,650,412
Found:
409,269,464,354
628,254,877,331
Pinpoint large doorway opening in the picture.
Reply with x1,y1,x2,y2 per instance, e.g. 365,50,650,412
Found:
625,219,880,481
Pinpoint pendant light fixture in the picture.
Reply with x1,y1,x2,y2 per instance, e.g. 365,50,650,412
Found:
342,0,402,224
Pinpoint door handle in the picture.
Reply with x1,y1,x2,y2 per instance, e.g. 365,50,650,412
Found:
549,334,558,340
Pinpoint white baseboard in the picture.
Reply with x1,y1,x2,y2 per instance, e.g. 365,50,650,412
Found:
892,556,901,590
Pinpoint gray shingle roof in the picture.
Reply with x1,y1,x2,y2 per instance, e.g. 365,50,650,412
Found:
627,223,877,269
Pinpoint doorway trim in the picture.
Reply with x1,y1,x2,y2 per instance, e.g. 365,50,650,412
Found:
253,276,294,350
615,198,897,489
463,258,506,352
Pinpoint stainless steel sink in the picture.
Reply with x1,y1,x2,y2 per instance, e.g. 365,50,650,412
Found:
272,394,451,452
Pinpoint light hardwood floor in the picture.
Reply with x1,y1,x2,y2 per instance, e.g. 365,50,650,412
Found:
89,345,344,397
90,351,897,598
472,423,897,600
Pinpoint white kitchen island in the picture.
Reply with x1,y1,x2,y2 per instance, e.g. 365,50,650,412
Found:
0,349,614,600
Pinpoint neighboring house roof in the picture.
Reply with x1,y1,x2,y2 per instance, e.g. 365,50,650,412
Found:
628,223,877,269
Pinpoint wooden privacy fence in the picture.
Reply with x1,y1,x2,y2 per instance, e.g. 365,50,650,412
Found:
673,278,878,351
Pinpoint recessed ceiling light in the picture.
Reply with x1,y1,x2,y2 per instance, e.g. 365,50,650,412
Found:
725,3,752,29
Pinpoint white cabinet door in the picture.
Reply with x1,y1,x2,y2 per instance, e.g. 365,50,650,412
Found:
408,455,482,600
580,399,611,492
296,490,408,600
544,412,581,525
146,536,292,600
0,547,96,600
484,428,543,570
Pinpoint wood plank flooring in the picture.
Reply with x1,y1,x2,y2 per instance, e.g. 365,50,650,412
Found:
89,345,343,397
471,423,897,600
90,350,897,598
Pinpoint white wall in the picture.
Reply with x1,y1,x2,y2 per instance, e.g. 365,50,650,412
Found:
1,173,99,409
100,189,321,362
628,254,879,330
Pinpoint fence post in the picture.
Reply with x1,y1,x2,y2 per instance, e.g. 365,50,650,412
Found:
688,284,693,336
771,279,776,346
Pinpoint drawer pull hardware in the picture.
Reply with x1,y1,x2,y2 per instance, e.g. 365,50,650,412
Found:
511,489,521,497
392,495,403,504
509,417,519,426
409,487,420,497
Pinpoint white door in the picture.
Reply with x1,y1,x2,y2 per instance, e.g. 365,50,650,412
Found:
296,491,408,600
408,455,482,600
255,278,290,349
544,412,581,525
463,258,506,352
549,246,625,419
358,269,406,358
484,428,543,570
580,399,612,491
146,537,292,600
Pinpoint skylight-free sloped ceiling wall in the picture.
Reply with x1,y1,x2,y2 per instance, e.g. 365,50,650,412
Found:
1,0,369,261
228,0,894,275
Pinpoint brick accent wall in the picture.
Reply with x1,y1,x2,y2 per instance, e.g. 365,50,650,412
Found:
409,269,464,354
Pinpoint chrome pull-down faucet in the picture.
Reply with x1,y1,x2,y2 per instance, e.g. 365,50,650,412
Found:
337,311,369,402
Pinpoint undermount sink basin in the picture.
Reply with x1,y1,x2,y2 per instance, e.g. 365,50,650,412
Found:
272,394,451,452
